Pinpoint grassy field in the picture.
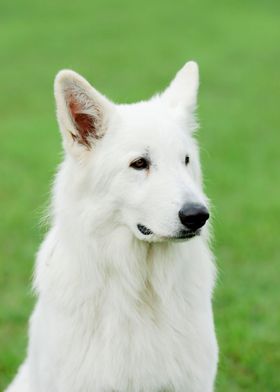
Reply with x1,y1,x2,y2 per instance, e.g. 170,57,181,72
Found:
1,0,280,390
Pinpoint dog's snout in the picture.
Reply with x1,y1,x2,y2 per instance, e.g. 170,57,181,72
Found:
178,203,209,231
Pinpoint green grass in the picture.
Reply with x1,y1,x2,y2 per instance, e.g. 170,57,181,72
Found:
0,0,279,390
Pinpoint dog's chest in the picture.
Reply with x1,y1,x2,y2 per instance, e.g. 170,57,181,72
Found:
32,237,217,391
40,292,216,392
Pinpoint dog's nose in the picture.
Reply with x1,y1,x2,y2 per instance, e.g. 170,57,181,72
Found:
178,203,209,231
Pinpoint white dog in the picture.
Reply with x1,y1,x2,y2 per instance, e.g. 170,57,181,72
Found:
6,61,218,392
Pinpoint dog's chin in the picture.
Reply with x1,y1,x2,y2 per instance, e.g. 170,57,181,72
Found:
163,229,201,242
136,224,200,243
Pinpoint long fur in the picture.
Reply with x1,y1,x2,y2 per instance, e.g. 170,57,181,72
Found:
6,61,218,392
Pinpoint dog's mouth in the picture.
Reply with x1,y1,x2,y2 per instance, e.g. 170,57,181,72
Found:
137,224,153,236
171,229,201,240
137,224,200,241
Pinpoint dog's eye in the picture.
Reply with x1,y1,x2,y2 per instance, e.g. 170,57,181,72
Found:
130,158,149,170
185,155,190,165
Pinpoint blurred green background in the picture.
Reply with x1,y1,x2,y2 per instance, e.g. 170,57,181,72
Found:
0,0,279,390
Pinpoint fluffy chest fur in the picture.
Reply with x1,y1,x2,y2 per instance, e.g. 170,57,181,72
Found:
29,227,218,392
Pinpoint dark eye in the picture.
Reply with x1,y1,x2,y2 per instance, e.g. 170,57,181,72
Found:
130,157,149,170
185,155,190,165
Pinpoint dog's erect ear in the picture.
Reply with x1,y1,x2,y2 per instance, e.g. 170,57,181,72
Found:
54,70,113,152
162,61,199,112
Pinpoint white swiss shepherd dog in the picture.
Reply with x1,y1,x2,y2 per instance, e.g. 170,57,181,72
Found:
6,61,218,392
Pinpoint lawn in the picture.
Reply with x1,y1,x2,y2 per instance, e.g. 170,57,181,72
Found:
0,0,279,390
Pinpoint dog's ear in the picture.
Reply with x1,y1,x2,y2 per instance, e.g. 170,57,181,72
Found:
162,61,199,113
54,70,114,153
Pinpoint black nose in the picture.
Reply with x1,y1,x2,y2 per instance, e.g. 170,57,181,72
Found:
178,203,209,231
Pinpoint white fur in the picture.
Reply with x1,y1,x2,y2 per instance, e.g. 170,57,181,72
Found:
6,61,218,392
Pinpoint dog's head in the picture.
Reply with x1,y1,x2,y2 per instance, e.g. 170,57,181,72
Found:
54,62,209,243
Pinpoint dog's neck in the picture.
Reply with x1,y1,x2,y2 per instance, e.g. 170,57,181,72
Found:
56,217,180,282
37,217,192,314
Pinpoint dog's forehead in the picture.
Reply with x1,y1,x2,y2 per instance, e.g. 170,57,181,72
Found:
115,101,190,152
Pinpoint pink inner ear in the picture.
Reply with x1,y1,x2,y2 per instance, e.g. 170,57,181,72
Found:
68,98,96,148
